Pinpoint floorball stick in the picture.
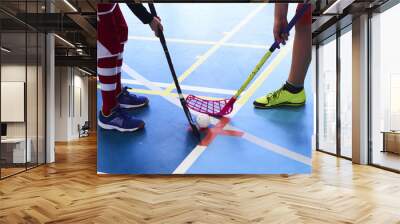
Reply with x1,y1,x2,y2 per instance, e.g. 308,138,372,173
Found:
127,3,201,139
186,3,311,117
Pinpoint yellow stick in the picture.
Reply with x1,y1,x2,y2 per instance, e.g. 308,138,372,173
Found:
234,50,272,98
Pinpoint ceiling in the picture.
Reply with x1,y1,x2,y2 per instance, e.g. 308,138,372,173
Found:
0,0,97,74
312,0,392,44
1,0,395,74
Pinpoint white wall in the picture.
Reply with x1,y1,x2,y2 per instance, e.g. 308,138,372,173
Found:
70,72,89,139
1,63,46,164
54,67,89,141
55,66,69,141
1,65,35,138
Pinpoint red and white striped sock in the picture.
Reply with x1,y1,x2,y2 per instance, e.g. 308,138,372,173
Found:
97,3,127,116
114,5,128,96
98,56,120,116
115,55,123,96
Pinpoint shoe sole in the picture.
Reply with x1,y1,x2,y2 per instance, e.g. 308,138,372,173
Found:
253,101,305,109
119,99,149,109
98,120,145,132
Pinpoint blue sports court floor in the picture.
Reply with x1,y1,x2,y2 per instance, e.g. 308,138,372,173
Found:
97,3,314,174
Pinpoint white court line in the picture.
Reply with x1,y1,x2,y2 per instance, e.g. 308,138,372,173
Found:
122,63,217,119
122,5,307,173
122,63,182,107
243,132,311,165
224,124,311,165
227,39,294,118
128,36,268,50
163,4,266,93
122,63,311,174
173,126,311,174
128,36,216,45
122,63,221,122
166,40,305,173
120,78,237,95
173,145,207,174
225,42,268,49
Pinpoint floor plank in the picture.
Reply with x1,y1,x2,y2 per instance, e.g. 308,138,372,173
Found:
1,134,400,224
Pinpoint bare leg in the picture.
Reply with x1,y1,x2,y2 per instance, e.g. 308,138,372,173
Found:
287,21,311,86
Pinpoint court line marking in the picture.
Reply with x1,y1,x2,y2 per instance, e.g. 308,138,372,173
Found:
120,78,237,95
128,89,226,101
122,64,216,174
120,8,307,174
227,39,294,118
121,63,311,174
237,39,294,105
97,83,226,103
162,4,266,95
171,41,297,173
122,63,222,116
225,124,311,165
99,5,309,174
173,145,207,174
118,43,293,120
225,42,268,50
173,128,310,174
122,63,182,107
242,132,311,165
174,118,310,174
123,88,163,96
128,36,268,50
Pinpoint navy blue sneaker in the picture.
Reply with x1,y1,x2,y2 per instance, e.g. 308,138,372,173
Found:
117,87,149,109
98,106,145,132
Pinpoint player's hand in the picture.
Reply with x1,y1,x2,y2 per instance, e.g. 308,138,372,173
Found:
273,16,289,48
150,16,163,37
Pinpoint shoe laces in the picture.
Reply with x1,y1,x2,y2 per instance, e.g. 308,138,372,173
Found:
266,86,284,102
122,86,139,99
112,106,131,120
122,86,132,95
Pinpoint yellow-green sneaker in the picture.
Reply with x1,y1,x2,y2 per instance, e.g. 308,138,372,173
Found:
253,86,306,109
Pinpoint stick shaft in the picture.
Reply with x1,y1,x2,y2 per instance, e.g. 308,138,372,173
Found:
148,4,184,99
234,51,272,98
128,3,200,138
232,3,310,99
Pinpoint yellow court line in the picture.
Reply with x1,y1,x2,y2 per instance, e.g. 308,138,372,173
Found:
127,89,225,101
236,41,292,106
126,88,164,96
161,4,266,96
128,36,217,46
96,84,225,101
96,42,290,108
97,84,162,96
128,35,267,50
97,50,289,109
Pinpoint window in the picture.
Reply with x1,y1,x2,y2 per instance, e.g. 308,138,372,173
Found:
339,28,352,158
0,1,47,179
370,3,400,171
316,26,353,159
317,36,337,154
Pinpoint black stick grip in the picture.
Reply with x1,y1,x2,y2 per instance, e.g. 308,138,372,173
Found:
130,2,200,139
148,3,157,17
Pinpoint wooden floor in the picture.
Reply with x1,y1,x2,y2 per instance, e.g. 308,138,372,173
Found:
1,167,26,178
1,135,400,224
